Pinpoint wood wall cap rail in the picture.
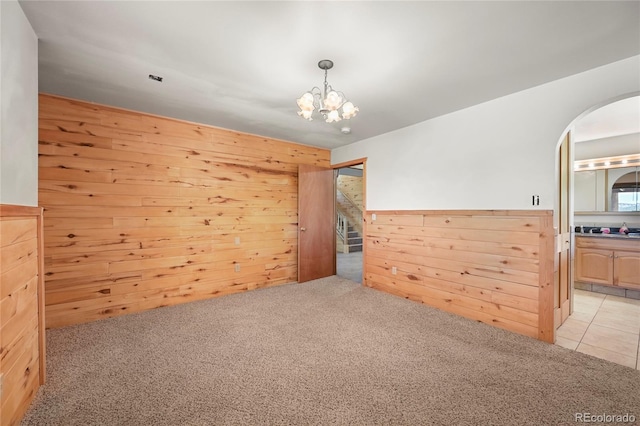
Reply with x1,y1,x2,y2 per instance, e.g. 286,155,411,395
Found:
366,209,553,217
0,204,43,216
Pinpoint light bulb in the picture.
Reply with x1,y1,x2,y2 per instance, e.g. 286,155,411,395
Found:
326,110,341,123
341,102,359,119
324,91,342,110
298,110,313,120
296,92,315,111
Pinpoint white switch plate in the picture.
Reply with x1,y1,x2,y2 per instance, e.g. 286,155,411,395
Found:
391,266,397,275
234,263,240,272
372,213,377,221
234,237,240,245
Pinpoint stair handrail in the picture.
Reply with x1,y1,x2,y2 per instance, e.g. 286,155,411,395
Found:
336,210,348,244
336,189,363,236
337,188,362,215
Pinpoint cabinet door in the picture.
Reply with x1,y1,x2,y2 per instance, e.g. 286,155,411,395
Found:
575,248,613,285
614,251,640,289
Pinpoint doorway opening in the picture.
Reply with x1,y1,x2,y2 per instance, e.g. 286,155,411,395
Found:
554,95,640,370
334,160,366,284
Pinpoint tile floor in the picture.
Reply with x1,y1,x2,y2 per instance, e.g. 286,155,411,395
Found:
556,289,640,370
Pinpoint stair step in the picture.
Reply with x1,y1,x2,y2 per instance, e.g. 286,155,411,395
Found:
348,237,362,245
347,231,359,238
347,244,362,252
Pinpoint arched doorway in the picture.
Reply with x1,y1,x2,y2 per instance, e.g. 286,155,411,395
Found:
554,95,640,369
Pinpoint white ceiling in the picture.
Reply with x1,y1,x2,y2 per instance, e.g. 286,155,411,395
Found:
19,1,640,149
573,96,640,143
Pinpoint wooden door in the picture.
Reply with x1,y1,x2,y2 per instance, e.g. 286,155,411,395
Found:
614,250,640,289
555,134,572,329
575,248,613,285
298,165,335,282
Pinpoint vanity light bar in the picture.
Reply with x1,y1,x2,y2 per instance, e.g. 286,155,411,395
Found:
574,154,640,171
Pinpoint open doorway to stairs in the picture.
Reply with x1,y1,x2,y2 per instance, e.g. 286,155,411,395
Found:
335,161,365,283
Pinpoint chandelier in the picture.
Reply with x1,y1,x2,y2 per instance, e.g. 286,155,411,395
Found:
296,60,359,123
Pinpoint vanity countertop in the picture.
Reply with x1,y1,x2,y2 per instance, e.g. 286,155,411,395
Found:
576,233,640,240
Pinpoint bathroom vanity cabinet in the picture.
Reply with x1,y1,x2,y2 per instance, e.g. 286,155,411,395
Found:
575,235,640,290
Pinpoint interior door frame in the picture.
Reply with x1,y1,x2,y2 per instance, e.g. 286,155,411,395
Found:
332,158,367,285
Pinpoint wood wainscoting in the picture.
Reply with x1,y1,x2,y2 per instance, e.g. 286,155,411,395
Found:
1,205,46,425
365,210,555,342
38,94,330,328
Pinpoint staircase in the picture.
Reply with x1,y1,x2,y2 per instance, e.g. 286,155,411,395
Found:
344,224,362,252
337,210,363,253
336,173,364,254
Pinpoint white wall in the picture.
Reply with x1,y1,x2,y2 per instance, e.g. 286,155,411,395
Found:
574,133,640,161
332,56,640,211
0,0,38,207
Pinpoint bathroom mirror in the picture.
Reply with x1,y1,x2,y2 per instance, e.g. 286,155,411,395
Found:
574,166,639,213
610,167,639,211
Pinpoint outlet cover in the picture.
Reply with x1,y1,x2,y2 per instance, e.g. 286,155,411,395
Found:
372,213,377,221
234,237,240,245
391,266,397,275
234,263,241,272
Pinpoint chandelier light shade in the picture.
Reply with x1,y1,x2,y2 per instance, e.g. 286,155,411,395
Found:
297,59,359,123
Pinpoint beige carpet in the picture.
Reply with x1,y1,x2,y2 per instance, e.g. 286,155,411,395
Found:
22,276,639,425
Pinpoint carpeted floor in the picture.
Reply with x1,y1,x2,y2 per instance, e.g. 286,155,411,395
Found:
22,276,639,425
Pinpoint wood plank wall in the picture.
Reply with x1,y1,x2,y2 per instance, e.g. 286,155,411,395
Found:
38,94,330,328
365,210,555,342
336,175,363,210
336,175,364,237
1,205,45,426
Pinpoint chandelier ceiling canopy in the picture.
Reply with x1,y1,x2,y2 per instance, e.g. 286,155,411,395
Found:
296,60,359,124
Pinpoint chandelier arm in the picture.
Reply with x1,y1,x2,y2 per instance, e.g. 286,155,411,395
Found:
333,90,348,109
307,86,322,110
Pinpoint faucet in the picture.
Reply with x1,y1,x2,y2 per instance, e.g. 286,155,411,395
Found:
620,222,629,234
